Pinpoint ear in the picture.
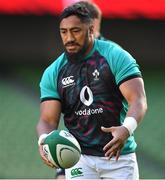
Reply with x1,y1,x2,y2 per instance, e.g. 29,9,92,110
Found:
89,25,94,36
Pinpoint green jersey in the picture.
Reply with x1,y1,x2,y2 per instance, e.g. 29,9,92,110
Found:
40,39,141,156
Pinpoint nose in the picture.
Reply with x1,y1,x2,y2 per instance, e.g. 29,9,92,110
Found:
67,32,75,42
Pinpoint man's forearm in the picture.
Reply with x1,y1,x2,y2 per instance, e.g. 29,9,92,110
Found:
36,119,57,137
126,98,147,124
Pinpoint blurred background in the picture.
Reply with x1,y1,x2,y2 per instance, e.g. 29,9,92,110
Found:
0,0,165,178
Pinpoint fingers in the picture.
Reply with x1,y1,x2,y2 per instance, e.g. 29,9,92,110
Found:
101,126,119,160
41,154,55,168
101,126,117,155
115,150,121,161
101,126,113,133
104,147,121,161
39,146,56,168
101,126,127,161
103,138,116,152
44,159,55,168
41,152,55,168
104,139,121,160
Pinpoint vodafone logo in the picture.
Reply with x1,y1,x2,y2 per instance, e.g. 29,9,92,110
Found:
62,76,75,88
75,85,104,116
80,86,93,106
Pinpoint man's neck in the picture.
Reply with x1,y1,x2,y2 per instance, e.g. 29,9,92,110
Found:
95,32,101,39
84,37,94,57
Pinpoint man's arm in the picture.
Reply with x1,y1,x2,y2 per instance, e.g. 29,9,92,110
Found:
101,77,147,160
119,77,147,123
37,100,61,136
36,100,62,167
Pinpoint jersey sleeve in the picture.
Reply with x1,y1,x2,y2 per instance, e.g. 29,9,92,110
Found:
39,65,60,102
110,47,141,86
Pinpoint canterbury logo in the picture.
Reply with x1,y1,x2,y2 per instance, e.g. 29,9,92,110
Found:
62,76,75,87
80,86,93,106
71,168,83,177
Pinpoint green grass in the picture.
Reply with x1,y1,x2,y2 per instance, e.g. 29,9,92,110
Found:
0,80,55,178
136,69,165,163
135,69,165,178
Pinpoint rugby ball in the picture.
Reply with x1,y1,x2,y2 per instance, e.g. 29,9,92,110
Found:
43,130,81,169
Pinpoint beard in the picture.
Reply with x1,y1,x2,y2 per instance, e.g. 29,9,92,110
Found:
64,33,90,63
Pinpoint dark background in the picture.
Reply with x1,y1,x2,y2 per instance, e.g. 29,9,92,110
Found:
1,16,165,67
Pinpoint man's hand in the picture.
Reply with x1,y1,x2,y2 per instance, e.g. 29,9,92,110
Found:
38,145,56,168
38,135,57,168
101,126,130,161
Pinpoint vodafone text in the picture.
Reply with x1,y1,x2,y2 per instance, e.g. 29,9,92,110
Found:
75,108,103,116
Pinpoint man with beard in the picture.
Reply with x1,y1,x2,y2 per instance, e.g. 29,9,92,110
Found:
55,2,122,179
36,3,147,180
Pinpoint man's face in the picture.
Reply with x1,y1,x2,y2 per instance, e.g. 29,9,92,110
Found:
60,15,93,62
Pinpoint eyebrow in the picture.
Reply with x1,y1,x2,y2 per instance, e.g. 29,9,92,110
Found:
60,27,82,31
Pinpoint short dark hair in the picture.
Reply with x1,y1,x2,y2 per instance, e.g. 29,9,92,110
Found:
59,3,92,24
77,1,101,19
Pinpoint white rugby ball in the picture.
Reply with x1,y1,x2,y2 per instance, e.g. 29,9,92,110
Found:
43,130,81,169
